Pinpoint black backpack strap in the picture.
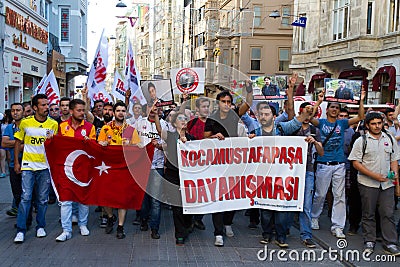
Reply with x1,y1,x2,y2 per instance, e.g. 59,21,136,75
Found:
187,117,198,132
322,121,337,147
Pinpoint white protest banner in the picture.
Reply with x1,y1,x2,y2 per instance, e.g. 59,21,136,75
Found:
171,67,205,95
38,70,60,105
125,41,146,105
111,71,126,102
177,136,307,214
87,30,108,106
34,74,47,95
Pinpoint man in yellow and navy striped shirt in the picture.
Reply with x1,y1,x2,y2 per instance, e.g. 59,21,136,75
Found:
13,94,58,244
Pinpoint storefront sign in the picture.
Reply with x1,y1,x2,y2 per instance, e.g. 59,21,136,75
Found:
5,6,48,44
10,55,22,86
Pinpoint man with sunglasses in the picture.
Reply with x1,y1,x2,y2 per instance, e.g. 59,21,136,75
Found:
204,83,253,247
310,90,365,239
49,103,60,121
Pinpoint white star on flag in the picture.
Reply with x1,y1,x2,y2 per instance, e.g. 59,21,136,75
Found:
95,161,111,176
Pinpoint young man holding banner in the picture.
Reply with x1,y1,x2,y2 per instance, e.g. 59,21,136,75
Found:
204,84,253,247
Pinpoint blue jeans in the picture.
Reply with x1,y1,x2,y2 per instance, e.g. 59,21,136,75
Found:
60,201,89,233
299,171,315,240
260,210,288,242
312,163,346,230
140,168,163,230
17,169,50,234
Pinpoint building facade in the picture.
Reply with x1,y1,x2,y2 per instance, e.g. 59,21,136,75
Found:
291,0,400,104
2,0,48,108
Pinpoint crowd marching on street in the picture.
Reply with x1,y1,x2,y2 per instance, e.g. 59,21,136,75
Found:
1,73,400,258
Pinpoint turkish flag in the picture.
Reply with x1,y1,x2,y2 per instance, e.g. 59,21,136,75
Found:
45,135,153,209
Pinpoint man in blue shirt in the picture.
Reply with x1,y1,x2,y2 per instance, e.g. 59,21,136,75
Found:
1,103,24,218
310,90,365,239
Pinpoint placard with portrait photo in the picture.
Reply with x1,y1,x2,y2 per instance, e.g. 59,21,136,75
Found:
324,78,362,104
140,80,174,107
252,75,287,101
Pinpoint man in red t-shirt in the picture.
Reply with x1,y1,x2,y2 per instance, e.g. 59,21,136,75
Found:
186,97,210,230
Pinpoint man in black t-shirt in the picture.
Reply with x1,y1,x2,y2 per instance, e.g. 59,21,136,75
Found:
204,86,253,247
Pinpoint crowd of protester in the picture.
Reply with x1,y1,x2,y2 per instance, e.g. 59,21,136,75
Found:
1,77,400,256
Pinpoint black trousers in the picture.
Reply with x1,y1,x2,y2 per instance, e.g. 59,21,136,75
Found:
9,167,22,207
164,168,192,239
348,166,362,230
212,211,235,236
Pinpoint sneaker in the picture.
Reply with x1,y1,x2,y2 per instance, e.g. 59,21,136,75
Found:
105,216,114,234
225,225,234,237
193,220,206,230
214,235,224,247
176,237,185,246
248,222,258,229
14,232,24,243
80,225,90,236
259,237,272,244
6,208,18,217
36,228,47,238
140,219,149,231
56,231,72,242
132,215,141,225
100,215,108,228
151,229,160,239
275,239,289,248
383,244,400,256
363,242,375,254
331,228,346,239
72,215,78,225
303,239,317,248
116,226,126,239
0,173,6,178
311,218,319,230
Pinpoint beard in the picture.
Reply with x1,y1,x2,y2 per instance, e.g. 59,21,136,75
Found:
103,114,113,123
260,119,273,128
115,117,124,123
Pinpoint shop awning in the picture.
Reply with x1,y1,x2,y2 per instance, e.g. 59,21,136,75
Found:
308,72,331,93
372,66,396,91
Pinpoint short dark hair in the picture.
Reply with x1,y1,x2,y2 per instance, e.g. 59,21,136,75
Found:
264,76,271,81
256,101,269,112
340,107,349,114
22,101,32,107
384,107,395,116
69,99,86,110
365,112,383,125
256,102,276,116
327,102,340,108
195,97,210,108
300,102,312,109
104,102,113,109
113,102,127,113
216,90,233,103
31,94,47,108
11,103,24,110
93,100,104,106
60,97,71,103
148,82,156,91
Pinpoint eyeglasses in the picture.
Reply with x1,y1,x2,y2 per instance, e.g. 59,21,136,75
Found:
50,108,60,111
177,116,188,121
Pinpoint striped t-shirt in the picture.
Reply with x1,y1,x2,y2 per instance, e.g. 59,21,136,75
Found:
14,116,58,171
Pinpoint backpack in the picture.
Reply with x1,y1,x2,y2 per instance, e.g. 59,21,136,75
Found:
360,129,394,161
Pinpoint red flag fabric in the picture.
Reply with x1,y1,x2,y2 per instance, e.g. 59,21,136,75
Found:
45,135,153,209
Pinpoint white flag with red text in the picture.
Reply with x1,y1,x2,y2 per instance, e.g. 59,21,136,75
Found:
37,70,60,105
111,71,127,102
34,74,47,95
87,30,109,106
124,41,146,105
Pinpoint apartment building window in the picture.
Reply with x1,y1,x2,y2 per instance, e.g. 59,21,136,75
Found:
195,33,205,48
251,47,261,71
298,13,306,50
168,23,172,37
198,6,205,21
279,48,290,72
333,0,350,40
254,5,262,27
281,6,291,26
389,0,400,32
60,7,70,43
367,1,374,34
